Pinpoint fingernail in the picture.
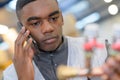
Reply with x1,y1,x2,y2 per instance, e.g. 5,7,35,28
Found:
26,30,30,34
21,27,25,33
22,27,25,30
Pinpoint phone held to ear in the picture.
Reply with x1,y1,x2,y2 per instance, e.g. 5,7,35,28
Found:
17,22,36,44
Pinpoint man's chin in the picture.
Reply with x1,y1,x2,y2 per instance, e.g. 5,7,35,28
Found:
44,47,57,52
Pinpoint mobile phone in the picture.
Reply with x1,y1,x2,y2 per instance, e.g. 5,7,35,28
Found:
17,22,23,31
17,22,36,44
17,22,40,53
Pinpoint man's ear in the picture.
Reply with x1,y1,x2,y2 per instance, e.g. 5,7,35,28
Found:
59,10,64,26
61,15,64,26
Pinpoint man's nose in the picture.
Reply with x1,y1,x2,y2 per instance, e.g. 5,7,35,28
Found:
41,20,54,34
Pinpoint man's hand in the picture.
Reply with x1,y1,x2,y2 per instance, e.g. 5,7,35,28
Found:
13,27,34,80
100,55,120,80
90,55,120,80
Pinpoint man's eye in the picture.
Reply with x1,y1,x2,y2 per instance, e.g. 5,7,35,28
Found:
49,16,59,22
31,22,41,27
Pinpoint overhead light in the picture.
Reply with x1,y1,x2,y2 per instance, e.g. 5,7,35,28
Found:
75,12,100,29
66,1,89,14
104,0,113,3
108,4,119,15
6,0,17,10
0,24,9,34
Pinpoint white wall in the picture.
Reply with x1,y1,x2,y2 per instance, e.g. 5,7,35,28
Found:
99,13,120,42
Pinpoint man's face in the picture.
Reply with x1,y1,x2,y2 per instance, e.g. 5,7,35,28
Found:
19,0,63,51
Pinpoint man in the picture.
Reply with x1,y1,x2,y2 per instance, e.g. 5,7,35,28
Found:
3,0,107,80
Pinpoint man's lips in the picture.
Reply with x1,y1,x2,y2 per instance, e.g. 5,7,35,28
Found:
43,36,58,44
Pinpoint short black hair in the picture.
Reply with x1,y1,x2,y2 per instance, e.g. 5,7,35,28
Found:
16,0,58,20
16,0,36,12
16,0,36,19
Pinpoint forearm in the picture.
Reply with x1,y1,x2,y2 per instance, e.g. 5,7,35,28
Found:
18,77,34,80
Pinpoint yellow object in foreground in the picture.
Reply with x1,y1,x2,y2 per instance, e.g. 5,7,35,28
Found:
0,50,12,70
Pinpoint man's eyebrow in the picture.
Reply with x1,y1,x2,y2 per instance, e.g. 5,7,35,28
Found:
49,10,60,17
27,11,60,22
27,17,40,22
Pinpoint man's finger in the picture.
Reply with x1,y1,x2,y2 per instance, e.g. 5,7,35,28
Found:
14,27,25,56
90,67,104,76
16,27,25,42
19,30,30,46
24,38,33,57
